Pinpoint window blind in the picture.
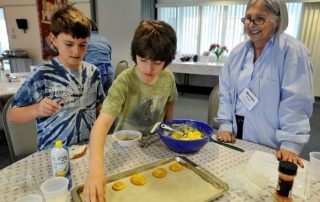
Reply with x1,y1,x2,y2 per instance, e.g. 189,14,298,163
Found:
158,3,302,56
300,2,320,96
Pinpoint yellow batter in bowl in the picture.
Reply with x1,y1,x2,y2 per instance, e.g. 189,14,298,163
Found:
170,124,204,140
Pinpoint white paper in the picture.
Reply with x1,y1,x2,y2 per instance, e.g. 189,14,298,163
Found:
247,151,310,199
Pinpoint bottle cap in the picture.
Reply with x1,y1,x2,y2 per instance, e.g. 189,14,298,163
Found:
56,170,66,176
54,140,63,148
278,161,298,176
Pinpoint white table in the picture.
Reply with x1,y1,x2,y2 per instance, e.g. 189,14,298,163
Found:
0,136,319,202
169,61,223,76
0,72,29,97
168,61,223,93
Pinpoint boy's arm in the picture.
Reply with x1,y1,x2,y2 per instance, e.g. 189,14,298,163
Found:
84,113,115,202
164,102,175,121
8,98,61,123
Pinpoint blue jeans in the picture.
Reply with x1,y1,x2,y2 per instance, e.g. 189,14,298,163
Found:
97,63,114,95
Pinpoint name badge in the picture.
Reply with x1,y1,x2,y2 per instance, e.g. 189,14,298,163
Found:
239,87,259,111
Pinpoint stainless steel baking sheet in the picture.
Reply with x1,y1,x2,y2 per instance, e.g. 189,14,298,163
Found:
72,156,228,202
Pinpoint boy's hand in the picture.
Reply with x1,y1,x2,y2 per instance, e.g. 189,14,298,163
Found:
37,97,62,117
84,171,106,202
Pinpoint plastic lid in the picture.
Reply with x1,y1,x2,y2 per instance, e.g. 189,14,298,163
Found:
278,161,298,176
54,140,63,148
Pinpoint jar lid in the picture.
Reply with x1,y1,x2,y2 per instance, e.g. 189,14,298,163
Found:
278,161,298,175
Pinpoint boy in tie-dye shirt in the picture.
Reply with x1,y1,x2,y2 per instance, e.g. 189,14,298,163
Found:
8,5,105,150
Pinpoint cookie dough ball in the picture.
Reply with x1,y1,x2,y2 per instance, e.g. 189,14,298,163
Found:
152,168,167,178
112,181,127,191
130,173,147,185
169,162,183,172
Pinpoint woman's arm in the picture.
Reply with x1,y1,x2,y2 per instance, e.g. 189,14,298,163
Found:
216,61,234,133
276,43,314,155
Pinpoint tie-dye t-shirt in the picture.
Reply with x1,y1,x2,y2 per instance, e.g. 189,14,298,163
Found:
11,58,105,150
101,66,178,135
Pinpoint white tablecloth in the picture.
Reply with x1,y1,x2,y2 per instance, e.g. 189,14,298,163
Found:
0,136,319,202
169,61,223,76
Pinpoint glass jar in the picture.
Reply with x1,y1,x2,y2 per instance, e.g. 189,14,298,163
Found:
274,161,298,202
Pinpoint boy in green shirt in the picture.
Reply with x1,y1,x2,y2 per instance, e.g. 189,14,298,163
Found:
84,19,178,201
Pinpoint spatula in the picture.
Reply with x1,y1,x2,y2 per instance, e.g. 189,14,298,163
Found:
160,124,188,137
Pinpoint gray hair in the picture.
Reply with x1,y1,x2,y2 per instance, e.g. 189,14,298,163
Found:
245,0,288,36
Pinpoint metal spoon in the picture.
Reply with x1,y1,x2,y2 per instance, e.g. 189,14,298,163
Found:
160,124,188,137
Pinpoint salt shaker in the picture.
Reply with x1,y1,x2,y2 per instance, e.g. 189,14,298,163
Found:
274,161,298,202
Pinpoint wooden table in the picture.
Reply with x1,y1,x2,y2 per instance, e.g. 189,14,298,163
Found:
0,136,318,201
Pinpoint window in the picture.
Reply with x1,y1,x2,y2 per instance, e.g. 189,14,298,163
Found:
0,8,9,54
157,3,302,56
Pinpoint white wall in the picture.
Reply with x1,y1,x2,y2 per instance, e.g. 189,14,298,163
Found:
96,0,218,88
96,0,141,67
70,0,91,18
0,0,42,64
0,0,91,65
0,0,33,6
6,5,42,64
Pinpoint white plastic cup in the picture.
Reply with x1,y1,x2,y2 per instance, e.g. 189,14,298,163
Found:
40,177,69,202
309,152,320,181
15,194,43,202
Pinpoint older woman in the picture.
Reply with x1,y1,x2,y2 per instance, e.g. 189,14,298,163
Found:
216,0,314,167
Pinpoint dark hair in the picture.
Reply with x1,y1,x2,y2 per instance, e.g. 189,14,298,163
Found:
131,20,177,68
50,4,91,38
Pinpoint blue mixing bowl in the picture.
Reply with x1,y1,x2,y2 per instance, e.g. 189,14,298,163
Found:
157,119,215,153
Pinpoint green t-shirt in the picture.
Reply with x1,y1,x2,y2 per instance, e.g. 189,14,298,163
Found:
101,66,178,135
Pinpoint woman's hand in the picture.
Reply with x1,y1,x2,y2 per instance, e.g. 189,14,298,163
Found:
84,171,106,202
37,97,61,117
216,131,236,143
276,149,304,168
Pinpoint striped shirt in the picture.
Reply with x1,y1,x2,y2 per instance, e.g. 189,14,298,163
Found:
12,58,105,150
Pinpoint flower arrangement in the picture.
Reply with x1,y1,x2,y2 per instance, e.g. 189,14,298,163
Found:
209,43,228,62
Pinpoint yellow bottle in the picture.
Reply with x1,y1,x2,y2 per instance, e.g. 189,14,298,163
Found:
51,140,72,189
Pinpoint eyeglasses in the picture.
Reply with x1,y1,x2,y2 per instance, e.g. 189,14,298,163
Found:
241,16,275,25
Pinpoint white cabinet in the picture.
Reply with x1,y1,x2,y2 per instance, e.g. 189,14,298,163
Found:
0,58,32,73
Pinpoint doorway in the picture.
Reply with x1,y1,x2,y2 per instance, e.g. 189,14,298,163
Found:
0,8,9,54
